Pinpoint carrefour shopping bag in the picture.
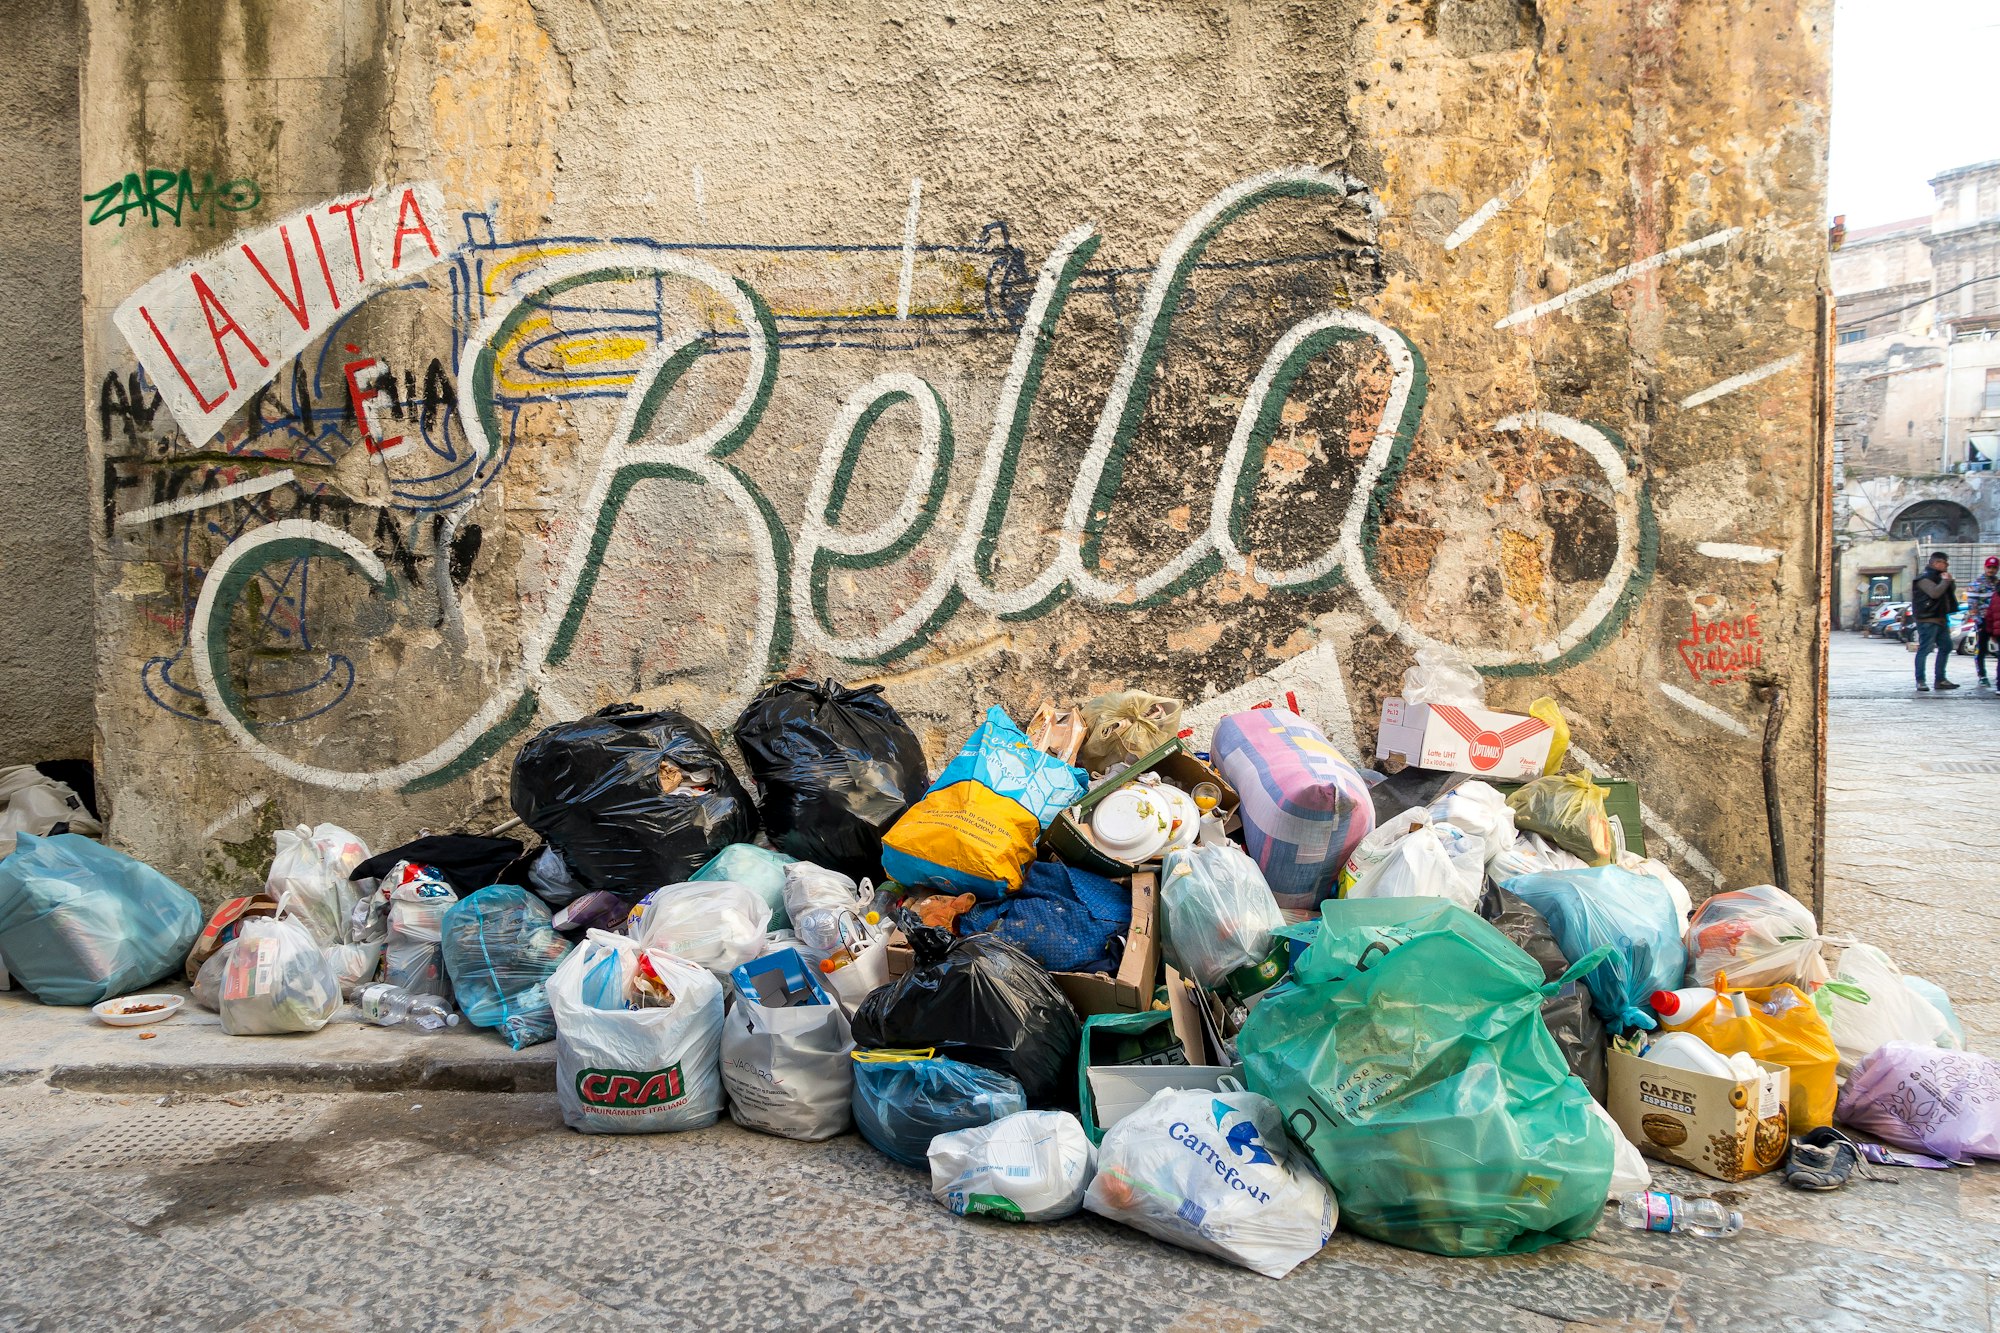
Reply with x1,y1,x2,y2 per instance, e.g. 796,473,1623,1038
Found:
1239,897,1613,1257
881,707,1085,898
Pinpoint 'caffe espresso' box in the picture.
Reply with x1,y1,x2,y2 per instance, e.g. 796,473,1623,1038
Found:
1608,1048,1791,1183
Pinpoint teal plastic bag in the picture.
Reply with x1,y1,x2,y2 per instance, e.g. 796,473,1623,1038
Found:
0,833,203,1005
1239,896,1614,1257
1502,865,1686,1031
692,843,796,929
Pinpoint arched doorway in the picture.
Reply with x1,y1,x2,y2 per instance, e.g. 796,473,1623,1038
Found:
1889,499,1980,544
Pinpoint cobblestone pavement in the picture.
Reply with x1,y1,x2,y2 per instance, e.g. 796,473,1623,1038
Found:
1824,631,2000,1045
0,639,1992,1332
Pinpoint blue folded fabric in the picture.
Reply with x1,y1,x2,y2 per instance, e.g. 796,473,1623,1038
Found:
957,861,1132,974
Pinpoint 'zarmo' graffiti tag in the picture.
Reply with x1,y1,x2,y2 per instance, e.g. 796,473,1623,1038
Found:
112,169,1658,794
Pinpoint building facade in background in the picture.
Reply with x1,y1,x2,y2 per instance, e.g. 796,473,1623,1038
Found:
1833,160,2000,625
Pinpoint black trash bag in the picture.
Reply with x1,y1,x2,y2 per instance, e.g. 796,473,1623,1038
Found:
1478,882,1609,1102
1477,882,1570,982
350,834,526,895
733,679,930,882
509,704,757,900
851,926,1081,1108
1541,979,1608,1104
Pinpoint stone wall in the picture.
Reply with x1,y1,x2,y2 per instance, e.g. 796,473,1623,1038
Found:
81,0,1834,903
0,0,93,766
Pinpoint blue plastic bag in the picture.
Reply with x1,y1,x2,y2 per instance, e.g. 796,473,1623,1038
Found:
441,886,574,1048
851,1052,1026,1167
0,833,202,1005
1501,866,1687,1031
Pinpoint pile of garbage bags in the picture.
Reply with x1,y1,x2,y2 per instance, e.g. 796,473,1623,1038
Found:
3,662,1988,1282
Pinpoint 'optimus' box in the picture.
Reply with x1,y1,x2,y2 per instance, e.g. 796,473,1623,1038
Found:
1608,1048,1792,1182
1374,697,1555,779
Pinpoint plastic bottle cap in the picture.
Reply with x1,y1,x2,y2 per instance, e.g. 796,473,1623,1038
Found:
1650,990,1680,1015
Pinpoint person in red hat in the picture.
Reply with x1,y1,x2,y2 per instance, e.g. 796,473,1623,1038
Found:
1976,555,2000,689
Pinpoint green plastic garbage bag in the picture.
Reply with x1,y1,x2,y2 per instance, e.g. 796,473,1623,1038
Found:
1239,896,1614,1257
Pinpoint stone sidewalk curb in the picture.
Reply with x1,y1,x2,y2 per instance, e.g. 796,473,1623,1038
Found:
38,1052,555,1095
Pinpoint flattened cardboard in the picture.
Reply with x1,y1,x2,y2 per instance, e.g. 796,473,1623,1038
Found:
1608,1048,1791,1182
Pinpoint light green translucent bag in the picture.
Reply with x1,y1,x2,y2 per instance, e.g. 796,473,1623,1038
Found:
1239,896,1613,1257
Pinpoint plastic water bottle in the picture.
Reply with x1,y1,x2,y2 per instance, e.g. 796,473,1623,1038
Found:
1617,1191,1743,1238
356,983,459,1031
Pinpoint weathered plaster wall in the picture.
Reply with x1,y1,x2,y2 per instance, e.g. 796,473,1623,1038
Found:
82,0,1833,903
0,0,93,765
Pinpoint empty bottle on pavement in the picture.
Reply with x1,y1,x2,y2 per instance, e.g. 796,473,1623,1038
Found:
355,982,459,1031
1617,1191,1743,1238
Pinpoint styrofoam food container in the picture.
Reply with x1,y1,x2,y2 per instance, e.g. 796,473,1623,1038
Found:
92,994,185,1027
1090,787,1172,862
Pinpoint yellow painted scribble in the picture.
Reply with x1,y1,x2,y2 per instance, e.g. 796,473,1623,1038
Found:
1498,529,1548,611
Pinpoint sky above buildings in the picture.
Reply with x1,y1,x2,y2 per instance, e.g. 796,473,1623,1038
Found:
1830,0,2000,226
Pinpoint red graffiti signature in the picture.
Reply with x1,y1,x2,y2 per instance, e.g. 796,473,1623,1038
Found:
1677,607,1762,685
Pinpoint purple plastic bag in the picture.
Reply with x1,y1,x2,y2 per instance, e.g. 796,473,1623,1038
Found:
1837,1042,2000,1162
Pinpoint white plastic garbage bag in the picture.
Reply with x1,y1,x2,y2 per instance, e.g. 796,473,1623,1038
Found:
1429,781,1517,862
721,988,854,1140
266,823,370,947
1586,1101,1651,1199
385,866,458,993
929,1110,1096,1222
1682,882,1826,990
1343,813,1482,910
1083,1088,1335,1279
323,941,384,997
627,881,768,977
1160,843,1284,989
1401,644,1485,708
0,765,100,858
818,930,890,1015
549,930,725,1134
1487,830,1587,885
1819,941,1954,1074
782,861,862,923
219,915,342,1035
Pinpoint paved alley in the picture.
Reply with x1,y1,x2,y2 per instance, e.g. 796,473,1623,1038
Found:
1824,631,2000,1044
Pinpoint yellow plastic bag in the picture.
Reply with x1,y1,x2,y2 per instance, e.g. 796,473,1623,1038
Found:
1078,691,1183,773
1528,697,1569,776
1506,773,1613,865
1660,976,1838,1132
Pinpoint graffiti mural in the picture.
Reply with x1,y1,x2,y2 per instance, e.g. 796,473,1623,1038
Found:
105,167,1657,803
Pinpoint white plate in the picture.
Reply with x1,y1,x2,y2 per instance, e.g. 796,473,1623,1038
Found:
92,994,184,1027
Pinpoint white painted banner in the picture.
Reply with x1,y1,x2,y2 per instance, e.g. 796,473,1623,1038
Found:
111,181,456,445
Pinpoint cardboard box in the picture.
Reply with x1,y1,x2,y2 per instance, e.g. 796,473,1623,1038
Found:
1374,697,1554,780
1040,737,1237,878
885,871,1160,1017
1078,965,1241,1139
1608,1048,1792,1182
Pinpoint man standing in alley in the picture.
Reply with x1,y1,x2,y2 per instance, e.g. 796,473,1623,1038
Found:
1912,550,1961,692
1973,556,2000,689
